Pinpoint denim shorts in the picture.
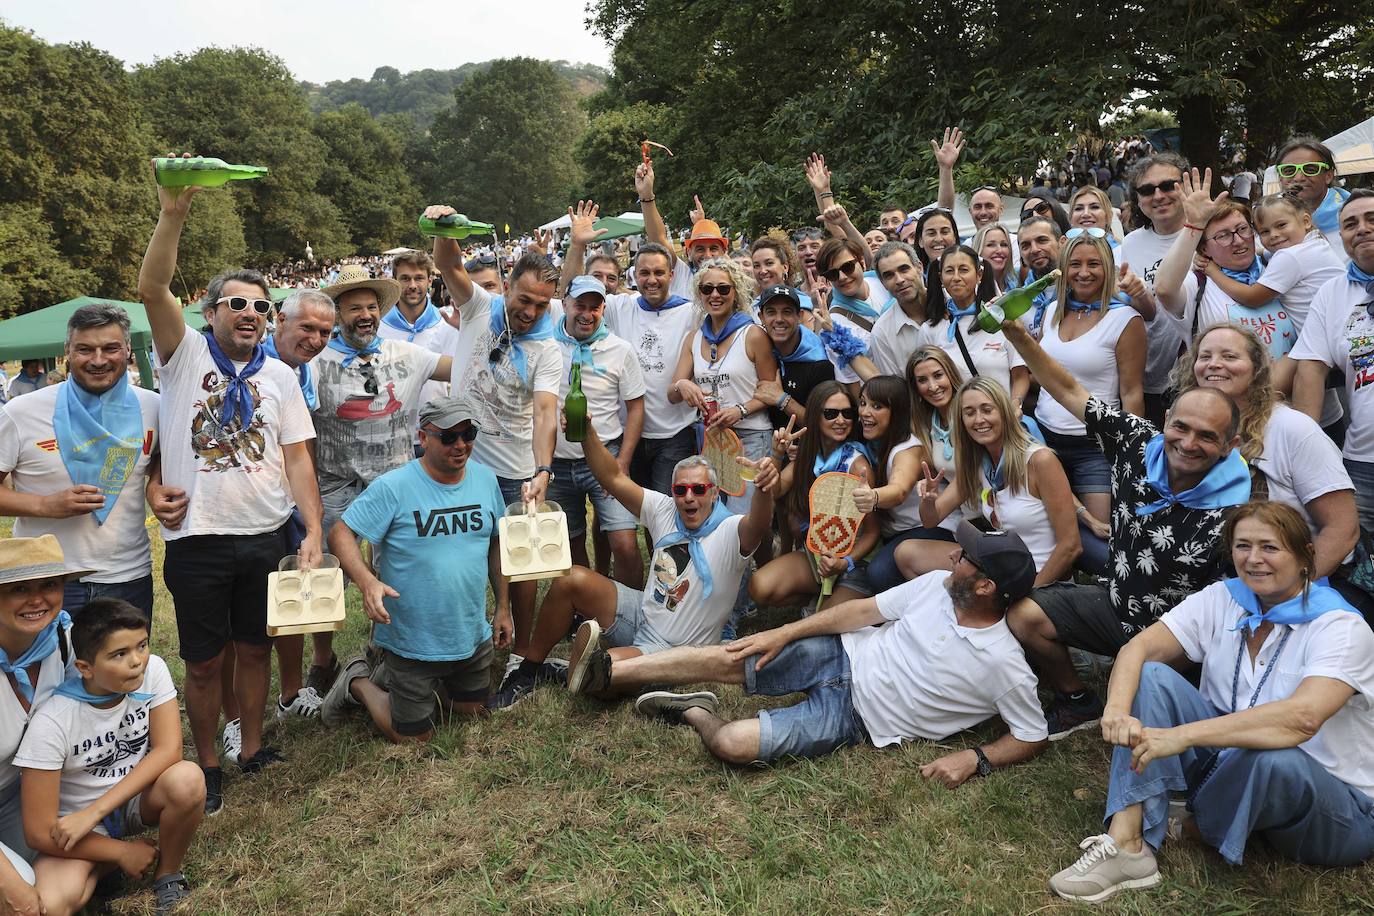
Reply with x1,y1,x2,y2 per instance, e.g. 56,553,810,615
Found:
321,477,367,538
547,439,639,537
1041,428,1111,495
604,582,676,654
64,574,155,623
630,426,697,496
745,635,867,762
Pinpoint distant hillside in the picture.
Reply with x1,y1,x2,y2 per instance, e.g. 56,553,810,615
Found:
305,61,607,128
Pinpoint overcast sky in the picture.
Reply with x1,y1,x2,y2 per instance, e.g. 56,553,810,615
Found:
0,0,612,83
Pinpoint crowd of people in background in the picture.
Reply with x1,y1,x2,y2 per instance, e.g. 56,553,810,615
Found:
1,126,1373,913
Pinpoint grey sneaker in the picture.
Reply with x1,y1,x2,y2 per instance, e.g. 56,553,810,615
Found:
634,690,718,725
566,620,610,695
153,871,192,914
1049,834,1161,903
321,656,370,726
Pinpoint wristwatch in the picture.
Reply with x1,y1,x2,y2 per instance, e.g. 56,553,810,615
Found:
972,746,992,777
534,465,555,482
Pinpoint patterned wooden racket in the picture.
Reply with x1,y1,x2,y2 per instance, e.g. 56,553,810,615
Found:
807,472,865,606
702,427,746,497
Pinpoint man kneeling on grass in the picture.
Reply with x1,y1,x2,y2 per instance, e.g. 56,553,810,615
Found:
488,421,778,709
17,598,205,915
322,396,512,742
584,522,1050,780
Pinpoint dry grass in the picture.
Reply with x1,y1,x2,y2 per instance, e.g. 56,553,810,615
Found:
4,517,1374,913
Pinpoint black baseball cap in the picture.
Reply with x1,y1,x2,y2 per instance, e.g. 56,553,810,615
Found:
955,520,1037,603
757,284,801,309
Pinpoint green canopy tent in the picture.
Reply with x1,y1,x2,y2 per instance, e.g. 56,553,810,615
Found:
0,297,209,389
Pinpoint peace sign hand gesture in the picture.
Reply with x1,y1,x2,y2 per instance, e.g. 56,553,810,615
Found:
772,415,808,461
1180,167,1228,229
916,461,946,503
807,270,834,331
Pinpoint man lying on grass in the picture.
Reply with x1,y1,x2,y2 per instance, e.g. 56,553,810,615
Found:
571,522,1049,781
18,598,205,915
488,421,778,709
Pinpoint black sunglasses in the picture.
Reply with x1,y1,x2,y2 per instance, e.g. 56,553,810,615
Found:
821,259,862,282
790,228,823,242
488,328,513,366
1135,179,1181,197
422,424,478,445
216,296,273,315
1019,201,1051,222
699,283,733,297
671,483,715,496
465,255,499,271
822,407,857,420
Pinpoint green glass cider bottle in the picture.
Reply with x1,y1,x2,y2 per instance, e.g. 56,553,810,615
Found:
976,269,1062,332
153,157,268,188
417,213,496,239
564,363,589,443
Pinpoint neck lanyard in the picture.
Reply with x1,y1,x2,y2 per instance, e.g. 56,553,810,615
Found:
1229,625,1292,713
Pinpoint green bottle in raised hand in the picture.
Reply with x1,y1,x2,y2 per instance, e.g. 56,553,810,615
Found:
564,363,589,443
153,157,268,188
418,213,496,240
976,269,1062,332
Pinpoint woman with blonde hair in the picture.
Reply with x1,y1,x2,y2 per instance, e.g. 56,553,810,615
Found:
972,223,1018,293
1069,185,1121,243
897,377,1080,581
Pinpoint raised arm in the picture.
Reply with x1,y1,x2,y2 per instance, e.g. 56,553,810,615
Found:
558,200,609,297
736,456,779,557
931,126,964,212
635,162,671,251
818,204,873,268
136,158,200,364
424,204,474,306
1154,168,1225,318
1000,317,1091,424
581,416,644,520
804,154,840,237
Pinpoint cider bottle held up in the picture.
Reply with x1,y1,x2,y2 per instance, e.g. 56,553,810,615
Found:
976,269,1062,333
153,157,268,188
564,363,589,443
418,213,496,240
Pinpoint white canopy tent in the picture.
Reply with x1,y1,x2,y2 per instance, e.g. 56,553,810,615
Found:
537,212,645,233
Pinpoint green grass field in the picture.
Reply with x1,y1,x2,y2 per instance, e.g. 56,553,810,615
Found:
5,515,1374,914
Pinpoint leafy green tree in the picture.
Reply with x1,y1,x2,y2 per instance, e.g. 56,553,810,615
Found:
428,58,585,232
313,104,421,252
574,102,674,216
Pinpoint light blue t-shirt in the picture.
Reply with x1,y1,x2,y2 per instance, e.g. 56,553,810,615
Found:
341,459,504,661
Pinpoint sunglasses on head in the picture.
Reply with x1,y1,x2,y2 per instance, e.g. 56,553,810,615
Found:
216,296,273,315
822,407,857,420
1065,227,1107,240
671,482,715,497
1276,162,1332,179
1135,178,1181,197
422,424,478,445
465,255,499,271
821,258,862,282
699,283,734,297
790,228,823,242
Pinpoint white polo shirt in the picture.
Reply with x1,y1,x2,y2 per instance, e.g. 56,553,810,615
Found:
869,304,925,376
842,571,1048,747
551,320,646,460
1290,275,1374,461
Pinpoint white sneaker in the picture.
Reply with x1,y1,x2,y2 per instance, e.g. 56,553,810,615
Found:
276,686,324,719
221,718,242,766
1048,834,1161,903
504,653,525,678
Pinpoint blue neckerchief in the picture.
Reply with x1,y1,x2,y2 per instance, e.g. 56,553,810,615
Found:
831,287,882,321
637,294,690,313
325,332,382,368
0,611,70,702
1220,259,1263,286
1135,435,1251,516
52,377,143,526
490,296,556,385
813,440,873,476
946,301,977,340
1349,261,1374,294
1224,578,1358,636
1065,294,1131,313
554,316,610,376
931,412,954,461
1313,187,1351,234
381,303,441,341
53,675,154,706
261,334,316,409
982,452,1006,491
1025,269,1056,336
775,326,827,367
202,333,265,430
701,312,754,351
655,500,735,598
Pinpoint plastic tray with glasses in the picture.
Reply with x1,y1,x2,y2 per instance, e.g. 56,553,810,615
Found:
267,554,346,636
499,500,572,583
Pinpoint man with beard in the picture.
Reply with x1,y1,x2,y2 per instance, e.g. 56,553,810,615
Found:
1015,216,1065,339
868,242,930,375
0,303,179,620
138,163,324,811
378,249,461,443
752,286,833,427
608,522,1048,784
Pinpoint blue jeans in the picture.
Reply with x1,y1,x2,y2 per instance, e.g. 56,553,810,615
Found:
547,439,638,537
867,526,955,594
64,574,154,622
1106,663,1374,865
1344,458,1374,534
745,635,866,762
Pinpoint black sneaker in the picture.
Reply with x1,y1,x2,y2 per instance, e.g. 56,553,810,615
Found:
1047,690,1105,741
239,746,285,775
566,620,611,695
201,766,223,816
486,662,564,711
634,690,718,725
306,655,342,694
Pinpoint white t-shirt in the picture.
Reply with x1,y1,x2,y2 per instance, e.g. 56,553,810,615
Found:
1257,233,1347,334
1035,301,1142,436
1120,226,1190,394
377,312,460,440
445,286,562,479
0,637,73,798
639,491,749,649
830,313,872,385
552,324,646,460
157,327,315,539
14,655,177,823
868,304,924,376
602,293,698,440
311,339,440,489
1160,582,1374,798
1290,276,1374,461
1255,405,1353,531
843,571,1048,747
912,317,1026,397
0,384,159,582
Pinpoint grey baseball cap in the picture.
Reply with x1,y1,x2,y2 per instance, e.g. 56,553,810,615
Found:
417,395,480,431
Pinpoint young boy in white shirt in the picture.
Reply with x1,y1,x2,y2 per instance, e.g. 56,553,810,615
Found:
17,599,204,915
